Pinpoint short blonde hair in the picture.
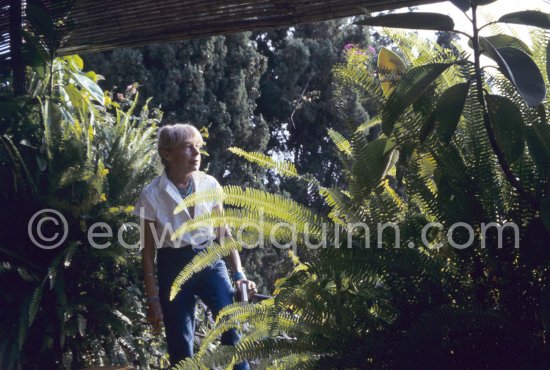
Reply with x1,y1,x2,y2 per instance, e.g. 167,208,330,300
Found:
157,123,203,166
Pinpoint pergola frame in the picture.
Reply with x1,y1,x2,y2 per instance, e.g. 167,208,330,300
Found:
3,0,445,94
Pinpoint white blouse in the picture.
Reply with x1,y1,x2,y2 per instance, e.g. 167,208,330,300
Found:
132,170,222,249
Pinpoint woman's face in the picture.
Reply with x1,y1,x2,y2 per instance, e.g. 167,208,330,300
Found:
162,135,203,174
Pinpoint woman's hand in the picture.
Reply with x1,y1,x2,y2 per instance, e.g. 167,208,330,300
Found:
236,279,258,300
146,301,164,335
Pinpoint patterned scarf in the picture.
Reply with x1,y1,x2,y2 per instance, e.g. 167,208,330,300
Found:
176,180,194,199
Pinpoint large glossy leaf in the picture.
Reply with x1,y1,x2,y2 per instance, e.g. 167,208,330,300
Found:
449,0,470,11
450,0,497,11
498,47,546,107
486,95,525,163
351,137,397,194
526,121,550,177
499,11,550,29
419,112,436,143
355,13,454,31
70,72,104,106
382,63,452,135
377,48,407,97
435,83,470,143
470,34,531,55
479,38,546,107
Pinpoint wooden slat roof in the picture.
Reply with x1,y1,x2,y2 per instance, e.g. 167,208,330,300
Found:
2,0,444,61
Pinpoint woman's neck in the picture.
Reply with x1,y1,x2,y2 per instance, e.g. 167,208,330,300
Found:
166,168,193,188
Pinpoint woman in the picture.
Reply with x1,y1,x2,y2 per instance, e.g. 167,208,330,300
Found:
133,123,256,368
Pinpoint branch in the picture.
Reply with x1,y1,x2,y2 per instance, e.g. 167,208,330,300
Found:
290,75,313,128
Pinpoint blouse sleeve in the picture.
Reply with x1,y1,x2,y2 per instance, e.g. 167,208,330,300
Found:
132,189,156,221
210,176,224,210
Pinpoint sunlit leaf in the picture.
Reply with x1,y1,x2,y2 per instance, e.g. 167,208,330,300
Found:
70,72,104,106
377,48,407,97
64,55,84,71
355,13,454,31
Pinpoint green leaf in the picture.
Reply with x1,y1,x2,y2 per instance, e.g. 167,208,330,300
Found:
449,0,470,11
70,72,104,106
450,0,497,9
355,13,454,31
540,198,550,233
64,55,84,71
378,48,407,97
435,83,469,143
499,11,550,29
479,38,546,107
382,63,452,135
469,34,532,55
547,40,550,83
419,112,436,143
498,47,546,107
28,286,43,328
486,95,525,163
351,137,397,194
526,121,550,177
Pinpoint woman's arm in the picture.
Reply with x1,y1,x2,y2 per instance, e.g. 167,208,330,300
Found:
142,219,163,334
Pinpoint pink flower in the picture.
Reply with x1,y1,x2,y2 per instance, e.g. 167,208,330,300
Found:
367,46,376,54
125,83,137,95
344,43,355,51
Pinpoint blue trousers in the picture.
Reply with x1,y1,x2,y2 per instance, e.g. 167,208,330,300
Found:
157,247,249,369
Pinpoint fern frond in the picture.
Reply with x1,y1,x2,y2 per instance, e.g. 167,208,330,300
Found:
169,238,247,300
175,186,328,234
229,147,299,178
327,129,351,157
356,117,382,133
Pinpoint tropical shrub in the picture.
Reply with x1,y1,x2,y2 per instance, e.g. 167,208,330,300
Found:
0,55,163,369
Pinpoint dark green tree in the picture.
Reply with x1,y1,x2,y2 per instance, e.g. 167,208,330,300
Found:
84,33,269,187
253,20,373,208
